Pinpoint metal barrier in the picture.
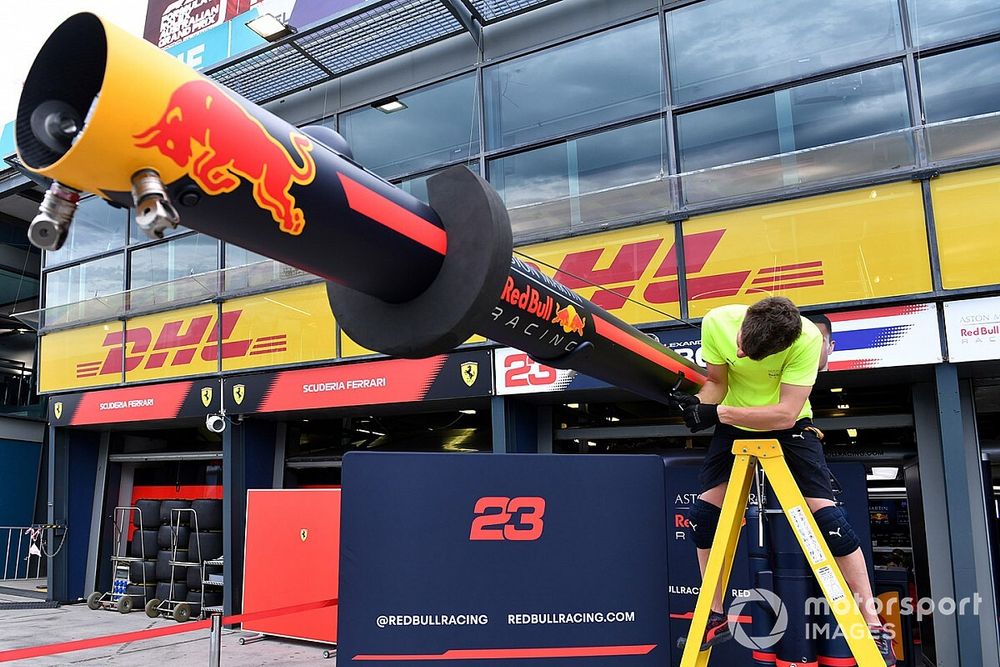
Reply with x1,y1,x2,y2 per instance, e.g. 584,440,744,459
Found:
0,527,44,582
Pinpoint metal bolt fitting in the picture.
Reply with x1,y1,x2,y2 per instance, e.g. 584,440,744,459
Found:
131,169,180,239
27,181,81,251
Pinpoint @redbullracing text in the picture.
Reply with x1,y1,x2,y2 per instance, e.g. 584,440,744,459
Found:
377,614,489,628
507,611,636,625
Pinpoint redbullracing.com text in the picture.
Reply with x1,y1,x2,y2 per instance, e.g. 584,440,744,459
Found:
507,611,636,625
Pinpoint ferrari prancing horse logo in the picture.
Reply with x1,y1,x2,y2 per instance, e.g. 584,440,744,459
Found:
461,361,478,387
233,384,246,405
54,402,63,419
201,387,213,407
300,528,308,542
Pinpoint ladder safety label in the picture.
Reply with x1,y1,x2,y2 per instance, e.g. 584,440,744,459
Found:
788,506,826,565
816,565,846,602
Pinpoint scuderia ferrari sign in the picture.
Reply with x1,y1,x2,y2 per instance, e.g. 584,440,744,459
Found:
223,351,492,414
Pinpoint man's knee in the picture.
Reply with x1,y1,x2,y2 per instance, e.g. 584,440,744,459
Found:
689,499,721,549
814,505,860,557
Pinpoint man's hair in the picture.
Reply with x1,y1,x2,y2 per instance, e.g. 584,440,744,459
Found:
806,313,832,332
740,297,802,360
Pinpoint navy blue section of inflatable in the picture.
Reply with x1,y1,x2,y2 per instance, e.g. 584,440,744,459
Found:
338,452,670,665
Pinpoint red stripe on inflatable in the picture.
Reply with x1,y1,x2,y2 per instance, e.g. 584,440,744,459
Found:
668,612,752,623
0,599,336,663
593,315,706,383
353,644,657,661
339,173,447,255
777,660,817,667
817,656,858,666
753,650,777,662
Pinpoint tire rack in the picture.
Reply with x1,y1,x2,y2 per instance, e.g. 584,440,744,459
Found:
200,557,225,618
86,506,151,614
156,507,202,623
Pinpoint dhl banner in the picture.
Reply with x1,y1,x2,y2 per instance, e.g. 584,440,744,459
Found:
930,165,1000,290
519,182,932,323
124,303,220,383
223,350,491,414
39,322,124,393
48,378,220,427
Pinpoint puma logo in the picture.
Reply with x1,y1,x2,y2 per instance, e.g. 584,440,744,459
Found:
828,527,843,538
792,433,805,439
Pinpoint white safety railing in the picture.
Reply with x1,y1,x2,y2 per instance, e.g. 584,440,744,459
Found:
1,526,44,582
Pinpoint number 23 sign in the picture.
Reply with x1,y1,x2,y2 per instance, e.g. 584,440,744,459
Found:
493,348,575,395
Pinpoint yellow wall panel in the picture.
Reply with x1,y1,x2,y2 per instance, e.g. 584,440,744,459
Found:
38,322,123,393
684,182,932,316
931,165,1000,289
222,283,337,371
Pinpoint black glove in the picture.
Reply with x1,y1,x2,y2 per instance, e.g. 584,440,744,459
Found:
669,392,719,432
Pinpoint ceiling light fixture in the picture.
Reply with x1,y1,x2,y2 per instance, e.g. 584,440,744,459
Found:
830,387,843,393
846,428,858,437
566,403,579,409
246,13,295,41
372,96,408,113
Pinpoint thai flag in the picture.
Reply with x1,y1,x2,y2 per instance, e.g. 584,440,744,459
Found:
826,305,941,371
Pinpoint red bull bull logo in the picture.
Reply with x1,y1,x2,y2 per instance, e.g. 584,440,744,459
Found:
134,80,317,235
552,305,586,336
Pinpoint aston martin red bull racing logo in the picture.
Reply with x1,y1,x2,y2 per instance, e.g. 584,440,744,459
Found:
134,80,317,235
551,305,585,336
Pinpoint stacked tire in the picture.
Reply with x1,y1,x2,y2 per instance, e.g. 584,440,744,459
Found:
147,500,191,618
184,499,225,621
126,500,160,610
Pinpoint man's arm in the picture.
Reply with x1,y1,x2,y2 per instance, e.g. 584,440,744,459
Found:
697,363,728,405
717,382,812,431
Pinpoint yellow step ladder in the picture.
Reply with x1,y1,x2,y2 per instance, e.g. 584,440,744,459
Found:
680,439,884,666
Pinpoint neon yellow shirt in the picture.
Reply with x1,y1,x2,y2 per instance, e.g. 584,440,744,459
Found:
700,304,822,430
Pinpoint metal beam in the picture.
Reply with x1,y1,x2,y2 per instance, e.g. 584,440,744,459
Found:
440,0,482,49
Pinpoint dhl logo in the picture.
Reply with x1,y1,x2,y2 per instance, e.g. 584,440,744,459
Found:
134,80,317,235
549,230,824,311
76,310,287,378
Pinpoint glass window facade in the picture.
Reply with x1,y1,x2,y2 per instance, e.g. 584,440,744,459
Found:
489,119,667,237
44,197,126,266
667,0,903,105
484,18,662,149
35,0,1000,319
128,234,218,309
920,42,1000,123
908,0,1000,46
677,64,911,172
339,74,480,180
130,234,219,291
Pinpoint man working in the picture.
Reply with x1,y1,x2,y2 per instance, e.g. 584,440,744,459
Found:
673,297,894,665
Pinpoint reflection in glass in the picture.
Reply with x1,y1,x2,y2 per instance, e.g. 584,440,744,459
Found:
223,244,306,292
394,163,480,204
667,0,902,104
920,42,1000,123
678,64,910,172
484,19,662,149
339,74,479,180
489,119,668,238
908,0,1000,46
129,234,218,309
45,197,126,266
44,254,124,326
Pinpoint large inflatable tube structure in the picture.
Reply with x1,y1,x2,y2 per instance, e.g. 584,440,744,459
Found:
16,13,706,401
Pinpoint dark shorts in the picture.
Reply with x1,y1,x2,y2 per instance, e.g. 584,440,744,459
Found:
698,418,835,500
